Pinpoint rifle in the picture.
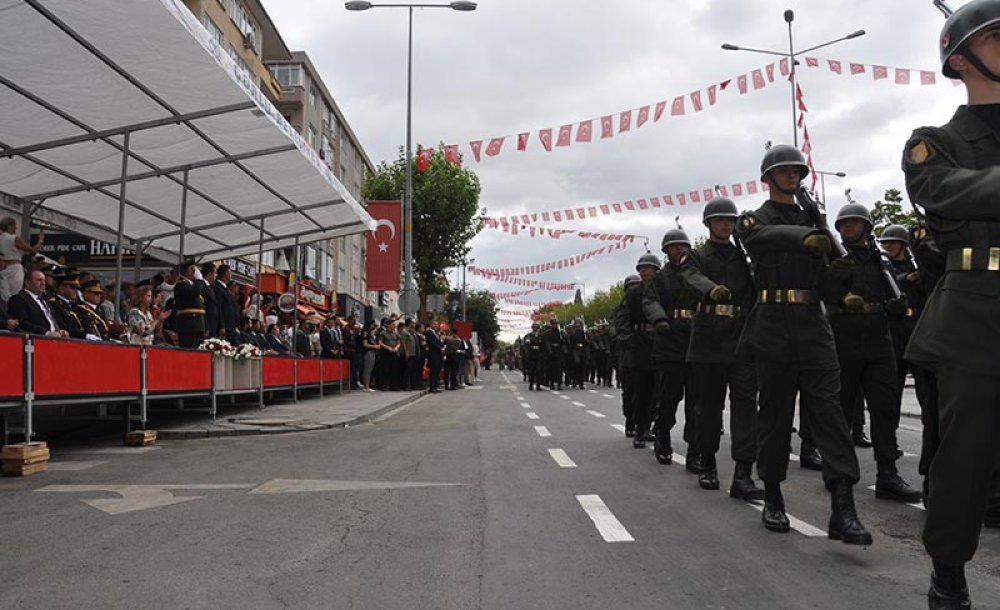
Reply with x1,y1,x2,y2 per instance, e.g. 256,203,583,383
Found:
795,185,848,258
845,189,903,299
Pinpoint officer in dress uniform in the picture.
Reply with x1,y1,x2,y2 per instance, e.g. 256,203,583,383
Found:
901,3,1000,605
822,205,923,504
173,260,207,349
642,229,701,468
679,197,763,499
541,317,567,391
48,271,86,339
618,261,659,445
736,144,870,544
76,279,112,340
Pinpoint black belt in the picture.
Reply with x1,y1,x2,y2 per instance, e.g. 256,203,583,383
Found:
757,289,819,305
696,303,743,317
946,247,1000,272
835,303,884,314
635,323,656,331
905,307,921,318
669,309,695,320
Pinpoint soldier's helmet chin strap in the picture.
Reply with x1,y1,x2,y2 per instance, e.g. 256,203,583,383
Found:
764,174,798,197
959,43,1000,83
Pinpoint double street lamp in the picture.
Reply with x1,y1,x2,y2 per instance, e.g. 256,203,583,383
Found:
722,10,864,147
346,1,477,318
814,169,847,205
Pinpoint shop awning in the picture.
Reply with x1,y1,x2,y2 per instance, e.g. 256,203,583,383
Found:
0,0,375,264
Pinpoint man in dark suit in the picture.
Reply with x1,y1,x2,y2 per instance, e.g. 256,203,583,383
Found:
214,264,237,343
173,260,206,349
424,323,444,393
200,262,220,339
6,266,68,337
319,316,337,359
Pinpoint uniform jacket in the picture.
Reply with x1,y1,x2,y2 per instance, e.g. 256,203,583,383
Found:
567,328,589,365
619,283,656,370
736,199,838,368
902,105,1000,377
173,278,206,335
50,295,86,339
213,279,236,337
641,259,699,363
679,240,754,364
202,279,220,338
540,325,566,359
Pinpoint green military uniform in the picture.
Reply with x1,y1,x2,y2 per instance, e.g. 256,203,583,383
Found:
567,322,589,389
540,319,566,391
173,274,206,349
617,277,656,443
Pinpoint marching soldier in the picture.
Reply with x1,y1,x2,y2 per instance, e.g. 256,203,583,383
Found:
902,3,1000,604
618,262,658,445
612,276,637,435
567,318,589,389
642,229,701,468
523,323,543,391
679,197,763,499
173,260,207,349
823,205,922,504
541,317,567,391
737,144,870,544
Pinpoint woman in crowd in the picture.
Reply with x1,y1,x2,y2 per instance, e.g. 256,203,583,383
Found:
377,319,402,390
0,217,44,304
126,285,169,345
361,320,380,392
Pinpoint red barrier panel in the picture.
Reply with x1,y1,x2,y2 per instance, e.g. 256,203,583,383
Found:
0,333,25,399
33,338,141,396
297,359,321,385
145,347,212,392
321,359,348,383
263,356,294,387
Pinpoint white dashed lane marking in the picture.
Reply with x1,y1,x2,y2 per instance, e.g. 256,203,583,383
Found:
559,395,571,400
576,495,634,543
526,412,540,420
571,401,586,407
611,424,626,433
548,448,578,468
745,500,827,537
866,485,925,511
534,426,552,438
587,410,607,419
601,393,614,399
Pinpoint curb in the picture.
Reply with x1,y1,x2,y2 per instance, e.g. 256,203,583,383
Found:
157,391,427,440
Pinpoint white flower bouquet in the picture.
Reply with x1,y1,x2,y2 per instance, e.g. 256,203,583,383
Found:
199,337,236,358
234,343,263,361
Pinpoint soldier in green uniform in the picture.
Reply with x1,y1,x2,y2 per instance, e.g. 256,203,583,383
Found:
567,318,589,389
679,197,763,499
173,260,207,349
76,279,113,340
48,270,87,339
642,229,701,468
619,261,659,446
523,323,543,391
822,205,922,504
540,317,567,391
736,144,870,544
901,3,1000,605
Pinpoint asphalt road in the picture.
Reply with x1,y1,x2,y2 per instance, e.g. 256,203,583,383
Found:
2,369,999,609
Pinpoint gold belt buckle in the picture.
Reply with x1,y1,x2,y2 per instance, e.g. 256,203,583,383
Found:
787,290,799,304
962,247,973,271
990,247,1000,272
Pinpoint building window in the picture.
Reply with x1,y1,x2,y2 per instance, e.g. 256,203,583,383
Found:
268,64,302,88
202,15,225,46
307,125,317,149
309,84,317,108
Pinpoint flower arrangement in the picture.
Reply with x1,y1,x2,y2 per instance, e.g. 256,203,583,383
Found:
234,343,263,361
199,337,236,358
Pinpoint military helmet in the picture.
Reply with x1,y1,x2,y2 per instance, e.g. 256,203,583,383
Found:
635,252,662,271
760,144,809,182
703,197,739,225
661,228,691,252
834,203,873,230
940,0,1000,78
548,316,559,324
531,322,539,330
624,274,641,287
878,224,910,245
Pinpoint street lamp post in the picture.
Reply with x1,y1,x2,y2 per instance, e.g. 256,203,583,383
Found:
346,1,477,318
814,169,847,205
722,10,864,147
461,257,474,321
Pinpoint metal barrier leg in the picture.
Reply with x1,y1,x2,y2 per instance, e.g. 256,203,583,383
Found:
319,360,325,399
23,338,34,443
293,359,299,403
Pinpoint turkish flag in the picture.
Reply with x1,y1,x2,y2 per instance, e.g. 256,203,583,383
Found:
444,144,461,166
850,63,865,75
619,110,632,133
654,101,667,121
365,200,402,292
517,132,529,151
556,124,572,147
690,90,703,112
576,120,593,142
485,137,505,157
920,70,937,85
671,95,685,115
873,65,888,80
752,69,766,89
737,74,748,95
538,128,553,151
636,106,650,128
601,115,614,138
707,84,718,106
895,68,911,85
469,140,483,162
416,148,431,172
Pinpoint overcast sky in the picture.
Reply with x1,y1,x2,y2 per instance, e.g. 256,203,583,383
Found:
263,0,966,338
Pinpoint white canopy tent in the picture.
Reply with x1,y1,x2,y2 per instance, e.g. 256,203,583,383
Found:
0,0,375,285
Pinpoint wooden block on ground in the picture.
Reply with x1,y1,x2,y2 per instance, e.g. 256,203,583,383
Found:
1,442,49,464
124,430,158,446
1,461,48,476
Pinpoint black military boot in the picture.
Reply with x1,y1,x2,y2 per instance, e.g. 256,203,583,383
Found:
528,383,534,391
828,479,873,545
928,561,971,609
852,425,873,448
730,461,765,501
685,450,704,474
985,495,1000,528
762,483,790,533
633,431,646,449
654,436,672,464
875,463,924,504
799,441,823,471
698,461,720,490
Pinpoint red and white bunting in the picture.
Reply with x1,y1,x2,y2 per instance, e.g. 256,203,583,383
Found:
483,219,642,242
469,241,630,279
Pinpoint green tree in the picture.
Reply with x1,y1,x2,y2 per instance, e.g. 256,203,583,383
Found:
871,188,920,236
361,144,484,319
532,282,625,327
464,289,500,348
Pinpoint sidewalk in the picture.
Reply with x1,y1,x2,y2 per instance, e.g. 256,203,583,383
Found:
155,389,426,440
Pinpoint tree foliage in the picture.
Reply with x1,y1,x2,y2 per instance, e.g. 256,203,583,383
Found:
464,289,500,348
871,188,920,236
533,283,626,326
361,144,484,318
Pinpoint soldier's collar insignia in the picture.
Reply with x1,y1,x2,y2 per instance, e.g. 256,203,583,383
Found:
909,140,932,164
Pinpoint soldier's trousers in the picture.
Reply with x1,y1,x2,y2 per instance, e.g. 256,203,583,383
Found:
838,344,901,466
756,359,860,490
693,361,757,467
548,357,564,388
620,367,635,428
654,361,694,449
924,365,1000,565
626,366,656,436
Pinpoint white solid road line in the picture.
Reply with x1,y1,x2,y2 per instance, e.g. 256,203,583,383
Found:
548,448,578,468
534,426,552,438
526,412,540,420
866,485,925,511
587,410,607,419
745,500,827,537
576,494,634,542
571,401,586,407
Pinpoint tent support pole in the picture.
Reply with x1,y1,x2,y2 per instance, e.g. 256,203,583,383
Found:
133,240,143,284
293,237,300,402
255,218,265,318
178,167,189,264
112,131,131,323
